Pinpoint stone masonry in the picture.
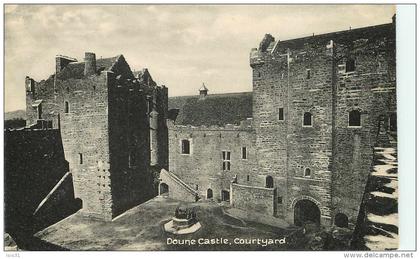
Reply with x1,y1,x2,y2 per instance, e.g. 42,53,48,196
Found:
25,53,168,220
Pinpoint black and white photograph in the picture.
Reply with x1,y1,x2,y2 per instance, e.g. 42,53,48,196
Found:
2,4,416,253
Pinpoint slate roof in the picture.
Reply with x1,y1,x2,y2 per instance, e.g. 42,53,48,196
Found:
274,23,394,51
56,56,120,80
168,92,253,126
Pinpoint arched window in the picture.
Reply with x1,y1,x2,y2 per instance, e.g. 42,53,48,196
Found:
207,189,213,199
64,101,69,113
304,168,311,177
303,112,312,126
346,58,355,72
349,110,361,127
335,213,349,228
181,139,190,154
265,176,274,188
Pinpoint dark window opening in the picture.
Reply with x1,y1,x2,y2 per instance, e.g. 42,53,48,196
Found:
306,69,311,79
278,196,283,204
345,58,355,72
181,139,190,154
303,112,312,126
304,168,311,177
335,213,349,228
242,147,247,159
207,189,213,199
221,190,230,202
129,150,137,168
79,153,83,164
92,85,96,91
64,101,69,113
37,104,42,120
389,112,397,132
222,151,231,171
278,108,284,121
247,175,250,181
195,184,199,190
266,176,274,188
349,110,361,127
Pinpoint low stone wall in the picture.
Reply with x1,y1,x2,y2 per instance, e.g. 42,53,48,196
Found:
230,183,276,216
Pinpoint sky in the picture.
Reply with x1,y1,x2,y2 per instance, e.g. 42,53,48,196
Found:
4,5,395,112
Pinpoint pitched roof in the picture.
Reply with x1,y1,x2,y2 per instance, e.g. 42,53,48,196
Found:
56,56,120,80
274,23,394,51
168,92,253,126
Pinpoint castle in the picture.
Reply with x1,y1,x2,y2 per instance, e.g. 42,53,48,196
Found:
25,53,168,220
164,16,396,229
18,16,396,231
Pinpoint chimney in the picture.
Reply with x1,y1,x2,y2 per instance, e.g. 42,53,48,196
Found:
84,52,96,76
55,55,77,74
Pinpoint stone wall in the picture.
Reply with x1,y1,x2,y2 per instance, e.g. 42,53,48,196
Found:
25,53,169,220
230,183,276,216
4,129,81,234
250,20,396,226
168,120,257,201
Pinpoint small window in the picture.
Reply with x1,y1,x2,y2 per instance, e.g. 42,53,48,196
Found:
345,58,355,72
247,175,250,181
303,112,312,126
349,110,361,127
195,184,199,190
389,112,397,132
266,176,274,188
242,147,247,159
306,69,311,79
181,139,190,154
278,196,283,204
79,153,83,164
222,151,231,171
92,85,96,91
128,150,137,167
304,168,311,177
278,108,284,121
64,101,69,113
37,103,42,120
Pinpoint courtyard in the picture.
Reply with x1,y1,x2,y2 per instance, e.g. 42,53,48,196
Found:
34,196,302,251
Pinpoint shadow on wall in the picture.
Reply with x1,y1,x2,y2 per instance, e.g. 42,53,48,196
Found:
4,128,82,250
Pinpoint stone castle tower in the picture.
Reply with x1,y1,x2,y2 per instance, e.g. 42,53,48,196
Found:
25,52,168,220
250,18,396,226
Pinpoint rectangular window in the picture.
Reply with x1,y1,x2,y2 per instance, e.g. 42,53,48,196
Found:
37,103,42,120
306,69,311,79
247,175,250,181
222,151,231,171
278,196,283,204
181,139,190,154
79,153,83,164
278,108,284,121
128,150,137,167
242,147,247,159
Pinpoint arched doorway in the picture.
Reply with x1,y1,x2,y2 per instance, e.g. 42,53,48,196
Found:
207,189,213,199
294,199,320,226
335,213,349,228
265,176,274,188
159,183,169,196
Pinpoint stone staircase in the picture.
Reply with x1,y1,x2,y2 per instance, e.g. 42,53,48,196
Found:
159,169,200,202
352,130,398,250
